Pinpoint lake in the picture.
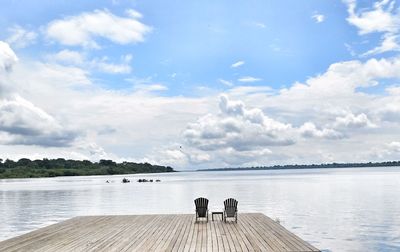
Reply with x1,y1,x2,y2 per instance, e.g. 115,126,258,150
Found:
1,167,400,251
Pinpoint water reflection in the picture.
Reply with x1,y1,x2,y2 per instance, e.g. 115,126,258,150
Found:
1,168,400,251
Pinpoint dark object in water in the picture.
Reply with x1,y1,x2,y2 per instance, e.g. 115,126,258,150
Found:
106,180,110,183
122,178,130,183
137,178,160,183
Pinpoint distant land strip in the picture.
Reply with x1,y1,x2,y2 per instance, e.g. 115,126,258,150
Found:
197,161,400,172
0,158,174,179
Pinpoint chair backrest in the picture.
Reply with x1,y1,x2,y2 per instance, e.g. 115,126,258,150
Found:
194,197,209,217
224,198,238,217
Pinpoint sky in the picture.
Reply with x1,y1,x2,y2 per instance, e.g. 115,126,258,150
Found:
1,0,400,170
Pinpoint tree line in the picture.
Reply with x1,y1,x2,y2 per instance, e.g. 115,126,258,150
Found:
0,158,175,179
198,161,400,171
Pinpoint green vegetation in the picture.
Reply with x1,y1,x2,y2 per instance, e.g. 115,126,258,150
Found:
0,158,175,179
198,161,400,172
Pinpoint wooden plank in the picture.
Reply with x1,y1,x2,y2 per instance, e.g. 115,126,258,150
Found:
135,215,172,251
240,214,274,251
212,216,225,252
148,215,176,251
165,215,188,251
106,215,157,252
230,220,250,252
217,218,231,251
0,213,320,252
245,214,290,251
175,215,192,252
209,219,216,251
251,214,303,251
0,217,87,251
97,215,153,252
125,215,166,251
182,216,196,252
254,213,319,251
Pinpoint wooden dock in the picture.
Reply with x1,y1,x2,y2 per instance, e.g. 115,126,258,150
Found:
0,213,319,252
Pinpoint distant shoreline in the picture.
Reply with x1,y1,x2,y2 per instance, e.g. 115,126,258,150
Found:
0,158,175,179
197,161,400,172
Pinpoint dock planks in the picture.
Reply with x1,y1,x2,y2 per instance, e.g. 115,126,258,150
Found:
0,213,319,252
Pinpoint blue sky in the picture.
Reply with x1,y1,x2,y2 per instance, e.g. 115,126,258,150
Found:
1,0,400,169
0,0,362,93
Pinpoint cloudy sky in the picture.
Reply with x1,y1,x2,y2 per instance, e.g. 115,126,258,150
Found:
1,0,400,169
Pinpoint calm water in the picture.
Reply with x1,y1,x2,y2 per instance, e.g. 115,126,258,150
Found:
1,167,400,251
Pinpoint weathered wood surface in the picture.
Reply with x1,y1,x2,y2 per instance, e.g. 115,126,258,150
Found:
0,213,319,252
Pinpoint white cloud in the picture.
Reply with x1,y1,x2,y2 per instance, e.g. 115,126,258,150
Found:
0,41,18,73
362,34,400,56
231,61,245,68
370,141,400,160
334,112,376,129
48,50,132,74
278,57,400,102
90,57,131,74
344,43,356,56
299,122,344,139
344,0,400,56
253,22,266,29
180,95,297,166
0,42,77,147
312,14,325,23
48,49,85,65
0,95,77,147
133,84,168,92
46,9,151,48
238,76,262,82
184,95,295,153
345,0,398,35
5,29,400,169
218,79,233,86
6,25,37,48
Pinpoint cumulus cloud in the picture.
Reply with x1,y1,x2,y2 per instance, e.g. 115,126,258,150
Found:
46,9,151,48
279,57,400,102
299,122,344,139
370,141,400,160
0,41,78,147
0,96,77,147
345,0,398,34
334,112,376,129
184,95,295,154
0,41,18,73
6,25,37,48
344,0,400,56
